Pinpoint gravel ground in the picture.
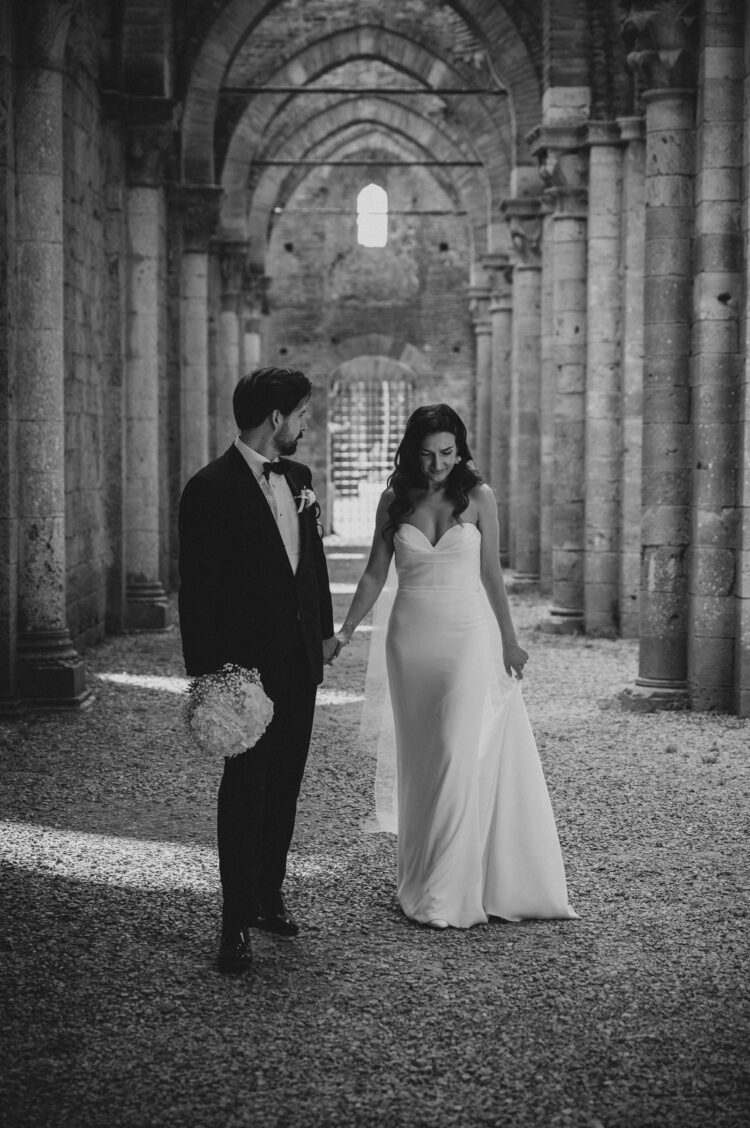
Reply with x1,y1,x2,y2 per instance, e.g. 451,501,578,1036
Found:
1,548,749,1128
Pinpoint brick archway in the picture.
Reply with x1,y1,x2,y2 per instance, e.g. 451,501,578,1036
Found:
179,0,541,182
227,101,490,270
218,24,511,194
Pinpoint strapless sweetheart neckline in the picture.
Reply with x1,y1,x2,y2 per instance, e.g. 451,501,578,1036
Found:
398,522,480,550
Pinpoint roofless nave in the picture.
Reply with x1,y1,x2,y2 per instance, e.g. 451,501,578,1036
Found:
1,0,749,715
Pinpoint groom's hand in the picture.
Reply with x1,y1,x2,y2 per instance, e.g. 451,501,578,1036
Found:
322,636,340,665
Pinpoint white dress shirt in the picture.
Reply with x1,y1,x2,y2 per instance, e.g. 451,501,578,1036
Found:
234,437,300,573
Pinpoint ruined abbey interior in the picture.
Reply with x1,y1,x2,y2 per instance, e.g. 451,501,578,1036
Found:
1,0,749,715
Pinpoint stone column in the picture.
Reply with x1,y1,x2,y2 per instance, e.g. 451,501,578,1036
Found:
124,121,173,631
0,10,17,712
469,277,492,479
175,186,221,484
239,269,269,376
215,241,248,453
532,133,589,633
584,122,623,635
484,254,513,566
14,3,89,706
689,0,744,712
620,1,699,708
739,4,750,717
618,116,646,639
539,201,556,595
502,196,543,584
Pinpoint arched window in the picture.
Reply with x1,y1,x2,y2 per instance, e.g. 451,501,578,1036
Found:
357,183,388,247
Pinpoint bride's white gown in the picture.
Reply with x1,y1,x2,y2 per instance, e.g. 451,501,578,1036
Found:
384,521,577,928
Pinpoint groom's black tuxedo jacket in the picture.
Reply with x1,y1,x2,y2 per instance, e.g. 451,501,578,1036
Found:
178,444,334,701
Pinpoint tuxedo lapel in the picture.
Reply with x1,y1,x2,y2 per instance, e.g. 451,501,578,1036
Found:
224,445,293,573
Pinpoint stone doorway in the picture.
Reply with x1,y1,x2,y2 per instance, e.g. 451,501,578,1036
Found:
328,357,418,542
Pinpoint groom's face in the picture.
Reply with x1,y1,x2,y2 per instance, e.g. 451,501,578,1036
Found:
273,397,309,456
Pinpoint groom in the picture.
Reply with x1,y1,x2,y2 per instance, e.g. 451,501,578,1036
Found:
178,367,336,973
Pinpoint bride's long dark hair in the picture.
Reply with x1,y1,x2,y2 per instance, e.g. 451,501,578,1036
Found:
385,403,482,535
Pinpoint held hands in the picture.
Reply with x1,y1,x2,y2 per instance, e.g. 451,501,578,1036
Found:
503,641,529,680
321,629,352,666
322,636,340,665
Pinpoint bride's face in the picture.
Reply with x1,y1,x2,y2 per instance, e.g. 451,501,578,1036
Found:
418,431,458,485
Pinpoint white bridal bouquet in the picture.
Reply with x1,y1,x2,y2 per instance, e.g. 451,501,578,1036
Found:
186,663,274,758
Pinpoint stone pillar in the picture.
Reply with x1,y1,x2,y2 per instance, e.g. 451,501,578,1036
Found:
584,122,623,635
502,197,543,584
14,4,89,707
469,276,492,478
532,133,589,633
620,1,699,708
618,116,646,639
0,10,17,712
539,201,556,596
239,269,269,375
484,254,513,566
738,4,750,717
215,241,248,453
124,121,173,631
689,0,744,712
176,186,221,484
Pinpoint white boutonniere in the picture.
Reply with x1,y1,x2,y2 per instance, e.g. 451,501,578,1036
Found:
295,486,316,513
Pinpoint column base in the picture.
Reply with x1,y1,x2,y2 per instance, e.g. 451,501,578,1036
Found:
506,571,539,594
125,580,172,631
541,605,584,634
618,677,689,713
0,697,23,717
17,629,92,710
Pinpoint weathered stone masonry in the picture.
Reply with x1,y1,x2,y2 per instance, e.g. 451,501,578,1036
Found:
0,0,749,719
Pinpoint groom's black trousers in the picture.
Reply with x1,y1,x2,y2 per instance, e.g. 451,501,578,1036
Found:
217,634,317,929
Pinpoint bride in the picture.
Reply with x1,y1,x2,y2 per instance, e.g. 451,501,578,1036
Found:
336,404,577,930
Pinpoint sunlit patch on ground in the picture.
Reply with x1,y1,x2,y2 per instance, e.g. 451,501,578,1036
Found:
96,672,190,694
0,820,349,890
316,689,364,706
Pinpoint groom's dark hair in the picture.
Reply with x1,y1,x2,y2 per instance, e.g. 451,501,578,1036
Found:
233,367,312,430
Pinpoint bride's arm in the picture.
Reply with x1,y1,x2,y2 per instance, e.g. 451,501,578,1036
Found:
475,485,529,678
337,490,395,648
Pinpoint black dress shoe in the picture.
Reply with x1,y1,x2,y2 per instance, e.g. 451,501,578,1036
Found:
253,894,299,939
217,927,252,973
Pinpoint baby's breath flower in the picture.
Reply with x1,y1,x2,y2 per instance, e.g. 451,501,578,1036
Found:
186,664,273,758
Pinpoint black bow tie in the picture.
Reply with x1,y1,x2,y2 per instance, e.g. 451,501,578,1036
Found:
262,462,285,480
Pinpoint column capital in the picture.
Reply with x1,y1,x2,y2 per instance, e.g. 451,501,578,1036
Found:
501,196,543,265
528,126,589,207
171,184,222,252
481,252,513,303
241,268,271,316
124,102,178,187
215,240,251,295
620,0,700,92
617,115,647,143
468,284,491,323
585,121,622,148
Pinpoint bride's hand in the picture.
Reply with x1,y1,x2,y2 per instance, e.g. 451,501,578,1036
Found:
335,630,352,656
503,642,529,679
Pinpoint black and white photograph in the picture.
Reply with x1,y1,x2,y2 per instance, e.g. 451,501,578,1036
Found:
0,1,748,1126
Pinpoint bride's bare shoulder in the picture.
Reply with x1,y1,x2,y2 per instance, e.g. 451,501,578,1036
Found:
470,482,496,508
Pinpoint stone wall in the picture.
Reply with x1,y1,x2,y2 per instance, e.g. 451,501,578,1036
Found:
264,162,474,524
0,1,17,704
62,44,110,650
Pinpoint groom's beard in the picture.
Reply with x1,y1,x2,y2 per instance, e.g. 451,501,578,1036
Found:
275,422,302,456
